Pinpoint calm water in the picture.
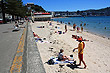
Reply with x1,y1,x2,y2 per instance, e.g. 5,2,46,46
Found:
53,16,110,38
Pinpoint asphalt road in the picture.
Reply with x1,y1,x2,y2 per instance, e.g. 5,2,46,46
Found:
0,22,24,73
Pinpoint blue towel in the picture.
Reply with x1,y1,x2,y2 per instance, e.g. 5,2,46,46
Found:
53,58,74,64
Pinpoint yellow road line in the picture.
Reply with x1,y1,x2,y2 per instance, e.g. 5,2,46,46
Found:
10,28,26,73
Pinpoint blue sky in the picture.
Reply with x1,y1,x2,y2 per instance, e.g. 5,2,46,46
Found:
22,0,110,11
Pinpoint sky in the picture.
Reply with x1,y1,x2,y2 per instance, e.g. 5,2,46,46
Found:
22,0,110,11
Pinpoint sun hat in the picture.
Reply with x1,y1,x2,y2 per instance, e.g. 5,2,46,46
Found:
77,37,82,41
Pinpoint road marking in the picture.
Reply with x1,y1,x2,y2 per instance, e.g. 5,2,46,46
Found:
10,28,26,73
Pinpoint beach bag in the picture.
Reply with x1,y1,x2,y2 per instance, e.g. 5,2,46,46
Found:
82,42,85,49
48,59,54,65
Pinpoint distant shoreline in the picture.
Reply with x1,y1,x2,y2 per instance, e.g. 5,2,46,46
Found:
51,16,110,19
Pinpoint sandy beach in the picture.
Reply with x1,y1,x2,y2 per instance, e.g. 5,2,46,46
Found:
31,21,110,73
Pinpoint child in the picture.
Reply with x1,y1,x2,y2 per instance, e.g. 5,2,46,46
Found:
58,49,68,61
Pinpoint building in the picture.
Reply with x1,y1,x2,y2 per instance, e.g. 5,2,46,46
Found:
54,11,81,17
33,12,52,21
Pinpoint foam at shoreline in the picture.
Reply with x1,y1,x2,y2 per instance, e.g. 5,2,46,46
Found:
53,16,110,38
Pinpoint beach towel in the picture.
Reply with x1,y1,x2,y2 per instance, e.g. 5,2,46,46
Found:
37,41,49,44
48,57,75,65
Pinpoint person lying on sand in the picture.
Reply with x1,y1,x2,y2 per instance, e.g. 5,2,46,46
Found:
33,32,43,42
77,36,89,41
37,26,44,28
72,35,89,41
72,35,79,39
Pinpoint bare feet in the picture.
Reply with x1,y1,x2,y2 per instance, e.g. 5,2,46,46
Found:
84,65,87,69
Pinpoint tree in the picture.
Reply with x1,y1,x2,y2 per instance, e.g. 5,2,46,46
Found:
1,0,6,23
77,10,80,14
5,0,27,19
34,5,45,12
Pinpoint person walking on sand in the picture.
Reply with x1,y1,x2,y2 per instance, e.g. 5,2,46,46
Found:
73,38,87,69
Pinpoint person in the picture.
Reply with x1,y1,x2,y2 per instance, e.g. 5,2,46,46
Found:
72,35,79,39
14,21,19,27
32,16,34,23
13,21,19,31
49,22,52,26
73,23,76,31
58,49,68,61
33,32,43,42
68,22,70,25
77,36,89,41
73,38,87,69
60,21,62,24
84,23,86,26
81,26,83,32
77,27,80,33
65,25,67,32
80,23,82,26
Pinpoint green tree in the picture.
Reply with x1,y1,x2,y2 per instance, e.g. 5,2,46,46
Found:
34,5,45,12
5,0,27,19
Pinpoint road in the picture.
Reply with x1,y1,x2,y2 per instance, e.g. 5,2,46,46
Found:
0,22,24,73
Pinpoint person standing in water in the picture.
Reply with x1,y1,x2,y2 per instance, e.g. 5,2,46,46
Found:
73,23,76,31
65,25,67,32
77,27,80,33
81,26,83,32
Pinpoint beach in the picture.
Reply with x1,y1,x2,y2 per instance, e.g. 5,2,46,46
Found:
31,21,110,73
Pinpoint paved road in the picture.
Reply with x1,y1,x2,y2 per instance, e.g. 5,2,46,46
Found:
0,23,24,73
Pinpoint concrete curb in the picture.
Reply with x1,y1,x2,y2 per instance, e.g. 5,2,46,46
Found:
26,22,46,73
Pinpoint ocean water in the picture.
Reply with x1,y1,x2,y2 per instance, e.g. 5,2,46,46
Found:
53,16,110,38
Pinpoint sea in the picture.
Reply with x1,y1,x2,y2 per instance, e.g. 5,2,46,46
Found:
52,16,110,38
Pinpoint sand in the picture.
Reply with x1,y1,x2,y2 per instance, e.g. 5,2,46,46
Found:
31,21,110,73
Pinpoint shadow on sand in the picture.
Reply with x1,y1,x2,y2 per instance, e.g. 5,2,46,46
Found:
66,64,84,70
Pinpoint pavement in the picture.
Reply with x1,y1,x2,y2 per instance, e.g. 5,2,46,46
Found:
0,22,24,73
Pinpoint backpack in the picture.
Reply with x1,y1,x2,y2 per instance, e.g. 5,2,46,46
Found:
82,42,85,49
48,59,54,65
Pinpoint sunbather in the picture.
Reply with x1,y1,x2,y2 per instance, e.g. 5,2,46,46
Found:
72,35,89,41
77,36,89,41
33,32,43,42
